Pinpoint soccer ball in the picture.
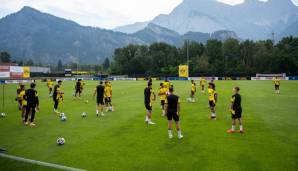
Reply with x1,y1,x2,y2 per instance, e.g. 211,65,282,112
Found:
0,113,6,118
57,137,65,145
59,113,65,118
187,98,192,102
60,115,67,122
81,112,87,118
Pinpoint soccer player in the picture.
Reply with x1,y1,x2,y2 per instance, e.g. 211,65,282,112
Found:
74,79,84,99
93,81,105,116
16,83,23,110
158,83,167,116
53,80,64,114
47,79,54,96
163,78,173,95
24,83,39,127
208,82,218,120
188,80,196,102
18,84,27,123
227,86,243,133
104,81,113,112
147,77,153,84
273,77,281,94
165,87,183,139
144,82,156,125
199,77,207,93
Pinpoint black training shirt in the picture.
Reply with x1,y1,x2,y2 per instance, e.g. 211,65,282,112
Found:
25,88,39,105
166,94,180,112
232,93,242,110
96,85,105,98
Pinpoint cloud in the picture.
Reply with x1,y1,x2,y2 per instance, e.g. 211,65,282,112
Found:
0,0,183,28
0,0,297,29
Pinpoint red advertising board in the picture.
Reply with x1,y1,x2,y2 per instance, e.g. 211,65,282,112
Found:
10,72,23,79
0,66,10,72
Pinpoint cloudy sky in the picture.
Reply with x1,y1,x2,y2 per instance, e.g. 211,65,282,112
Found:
0,0,297,29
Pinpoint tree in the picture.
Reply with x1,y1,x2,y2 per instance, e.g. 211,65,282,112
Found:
94,64,101,74
57,60,63,71
206,39,223,64
110,37,298,76
0,51,11,63
223,38,240,74
26,59,34,66
18,60,24,66
103,58,110,70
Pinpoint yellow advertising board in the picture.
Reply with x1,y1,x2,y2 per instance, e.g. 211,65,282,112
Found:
23,67,30,78
179,65,189,78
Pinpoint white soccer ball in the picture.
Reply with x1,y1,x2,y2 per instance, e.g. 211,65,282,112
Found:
57,137,65,145
60,115,67,121
59,113,65,118
0,113,6,118
81,112,87,118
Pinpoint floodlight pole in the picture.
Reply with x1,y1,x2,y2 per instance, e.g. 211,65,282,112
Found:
187,40,189,78
77,63,79,77
272,31,275,44
2,83,4,111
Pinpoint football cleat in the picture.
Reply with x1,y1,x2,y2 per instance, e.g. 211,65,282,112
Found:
178,134,184,139
147,121,156,125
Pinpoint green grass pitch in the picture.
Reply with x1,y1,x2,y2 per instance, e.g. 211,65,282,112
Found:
0,80,298,171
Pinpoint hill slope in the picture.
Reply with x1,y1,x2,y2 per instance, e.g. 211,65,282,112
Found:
0,6,144,64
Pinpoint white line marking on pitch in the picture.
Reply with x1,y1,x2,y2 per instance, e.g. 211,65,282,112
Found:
0,153,87,171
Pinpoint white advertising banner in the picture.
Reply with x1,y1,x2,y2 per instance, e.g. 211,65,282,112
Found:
251,77,289,80
0,72,10,78
188,77,218,81
9,66,23,73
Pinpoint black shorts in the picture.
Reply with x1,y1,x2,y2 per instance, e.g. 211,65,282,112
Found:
232,109,242,119
145,102,152,111
167,111,179,122
161,100,165,106
22,105,27,110
105,97,111,103
275,85,280,90
209,100,216,107
75,89,82,94
97,97,104,105
191,91,195,96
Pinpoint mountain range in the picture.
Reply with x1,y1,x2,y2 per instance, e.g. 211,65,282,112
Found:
0,0,297,64
115,0,298,40
0,6,238,64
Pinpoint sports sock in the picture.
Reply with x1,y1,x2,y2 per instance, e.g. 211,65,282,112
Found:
240,125,243,131
232,125,236,131
177,130,182,136
168,129,173,135
96,110,99,114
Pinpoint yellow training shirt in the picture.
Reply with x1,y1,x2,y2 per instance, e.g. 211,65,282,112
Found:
208,88,217,103
158,87,167,101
